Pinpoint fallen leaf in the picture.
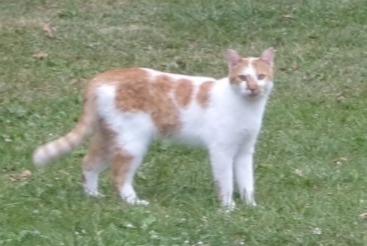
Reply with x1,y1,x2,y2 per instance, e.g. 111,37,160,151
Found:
42,23,54,38
20,170,32,179
294,169,304,177
33,52,48,60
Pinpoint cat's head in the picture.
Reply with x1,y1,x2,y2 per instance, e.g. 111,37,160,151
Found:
225,48,274,98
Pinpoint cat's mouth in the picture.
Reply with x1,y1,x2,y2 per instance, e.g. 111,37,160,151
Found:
246,90,262,98
249,91,259,96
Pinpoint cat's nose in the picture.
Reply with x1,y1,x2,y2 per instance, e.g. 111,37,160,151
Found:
246,79,259,95
249,88,260,96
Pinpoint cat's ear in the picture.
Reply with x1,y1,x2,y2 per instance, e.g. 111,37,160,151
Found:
225,49,242,68
260,47,275,67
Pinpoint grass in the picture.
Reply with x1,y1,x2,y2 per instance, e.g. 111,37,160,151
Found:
1,0,367,245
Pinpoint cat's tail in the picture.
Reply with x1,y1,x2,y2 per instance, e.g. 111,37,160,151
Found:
33,87,97,167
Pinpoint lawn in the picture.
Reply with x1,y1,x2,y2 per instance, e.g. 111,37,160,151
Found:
1,0,367,245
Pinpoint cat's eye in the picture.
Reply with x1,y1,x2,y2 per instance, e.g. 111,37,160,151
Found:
257,74,266,80
238,75,247,81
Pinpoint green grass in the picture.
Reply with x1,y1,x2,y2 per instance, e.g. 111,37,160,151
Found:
1,0,367,245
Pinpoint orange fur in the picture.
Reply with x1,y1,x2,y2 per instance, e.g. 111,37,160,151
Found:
229,59,250,84
252,58,273,81
107,68,180,135
175,79,193,108
197,81,214,108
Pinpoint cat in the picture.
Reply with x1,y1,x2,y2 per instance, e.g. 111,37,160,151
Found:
33,47,275,211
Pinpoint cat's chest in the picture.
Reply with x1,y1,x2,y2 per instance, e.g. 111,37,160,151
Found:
206,101,264,141
220,113,261,135
215,100,263,126
179,108,260,144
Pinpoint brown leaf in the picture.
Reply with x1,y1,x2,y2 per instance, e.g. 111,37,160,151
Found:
42,23,54,38
33,52,48,60
20,170,32,179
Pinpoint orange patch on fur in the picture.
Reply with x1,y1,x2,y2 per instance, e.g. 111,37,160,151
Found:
106,68,180,135
229,59,249,84
113,68,152,111
197,81,214,108
252,58,273,80
175,79,193,108
150,75,179,135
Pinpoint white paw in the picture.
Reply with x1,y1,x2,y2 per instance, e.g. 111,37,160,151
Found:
221,200,236,212
122,193,149,205
125,197,150,206
246,200,257,207
134,199,150,206
242,191,256,206
85,189,102,197
244,196,257,207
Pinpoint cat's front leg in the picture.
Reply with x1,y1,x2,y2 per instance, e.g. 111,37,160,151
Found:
234,147,257,206
209,149,236,211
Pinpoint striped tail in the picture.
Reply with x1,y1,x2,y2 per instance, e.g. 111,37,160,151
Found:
33,91,96,167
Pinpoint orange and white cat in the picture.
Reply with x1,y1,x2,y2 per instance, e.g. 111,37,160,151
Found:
33,48,275,211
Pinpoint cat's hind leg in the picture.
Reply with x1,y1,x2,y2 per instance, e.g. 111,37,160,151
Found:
82,127,113,197
112,141,150,205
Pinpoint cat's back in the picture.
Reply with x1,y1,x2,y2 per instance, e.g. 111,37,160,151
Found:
90,67,215,86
